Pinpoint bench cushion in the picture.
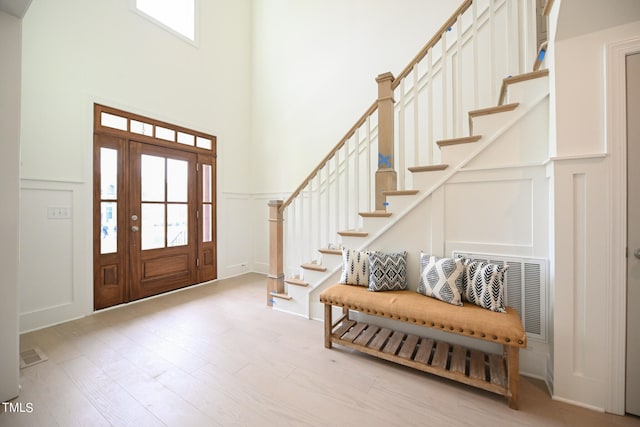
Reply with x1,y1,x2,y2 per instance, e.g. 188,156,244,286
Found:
319,283,526,348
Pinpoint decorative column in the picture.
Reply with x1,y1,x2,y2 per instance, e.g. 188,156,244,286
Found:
375,72,397,211
267,200,285,306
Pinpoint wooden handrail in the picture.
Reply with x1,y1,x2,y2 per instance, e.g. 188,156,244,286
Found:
542,0,555,17
391,0,473,90
280,100,379,212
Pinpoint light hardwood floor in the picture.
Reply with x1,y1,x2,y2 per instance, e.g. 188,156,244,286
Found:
2,273,639,427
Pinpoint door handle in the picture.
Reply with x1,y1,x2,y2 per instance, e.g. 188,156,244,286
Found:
131,225,139,232
635,248,640,259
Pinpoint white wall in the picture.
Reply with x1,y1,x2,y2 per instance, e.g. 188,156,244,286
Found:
0,10,22,402
250,0,461,194
19,0,253,331
250,0,461,272
550,0,640,411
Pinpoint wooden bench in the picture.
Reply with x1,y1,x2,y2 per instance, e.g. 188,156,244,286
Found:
319,283,527,409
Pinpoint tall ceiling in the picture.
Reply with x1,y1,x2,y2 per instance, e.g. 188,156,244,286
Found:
0,0,31,18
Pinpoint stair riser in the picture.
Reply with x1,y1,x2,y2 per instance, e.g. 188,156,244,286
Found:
360,216,391,235
503,76,548,105
320,253,342,271
440,143,476,166
471,110,519,136
383,194,418,214
339,235,369,249
410,170,449,191
286,283,311,299
302,267,331,284
271,296,308,318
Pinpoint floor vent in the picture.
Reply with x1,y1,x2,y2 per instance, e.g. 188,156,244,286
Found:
20,347,48,369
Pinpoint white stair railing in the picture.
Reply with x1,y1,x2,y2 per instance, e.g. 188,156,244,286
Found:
269,0,538,294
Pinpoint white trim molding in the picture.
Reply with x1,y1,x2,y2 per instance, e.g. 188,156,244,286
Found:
605,35,640,416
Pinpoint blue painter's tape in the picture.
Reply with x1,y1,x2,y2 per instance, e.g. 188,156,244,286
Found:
538,49,546,62
383,202,389,206
378,153,391,168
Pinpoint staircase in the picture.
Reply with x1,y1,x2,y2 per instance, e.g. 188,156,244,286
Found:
267,0,551,320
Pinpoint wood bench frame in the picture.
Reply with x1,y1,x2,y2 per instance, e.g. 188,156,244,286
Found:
320,284,526,409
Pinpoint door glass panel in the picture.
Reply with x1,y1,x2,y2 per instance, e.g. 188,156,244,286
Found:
203,164,212,203
141,203,165,250
168,204,188,247
101,202,117,254
100,148,118,199
167,159,188,202
141,155,165,202
203,203,212,242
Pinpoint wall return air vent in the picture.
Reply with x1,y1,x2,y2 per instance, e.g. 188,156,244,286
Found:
452,252,548,343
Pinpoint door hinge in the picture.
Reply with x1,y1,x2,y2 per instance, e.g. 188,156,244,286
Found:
196,163,199,172
196,258,200,268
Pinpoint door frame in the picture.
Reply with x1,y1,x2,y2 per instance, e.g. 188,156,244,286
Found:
93,104,217,309
606,36,640,415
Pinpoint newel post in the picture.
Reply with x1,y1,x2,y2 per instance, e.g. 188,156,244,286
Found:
267,200,285,306
375,72,397,211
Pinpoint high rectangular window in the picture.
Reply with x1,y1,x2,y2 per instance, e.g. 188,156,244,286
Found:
136,0,195,41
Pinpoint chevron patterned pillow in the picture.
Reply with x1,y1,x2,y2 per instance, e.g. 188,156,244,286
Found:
417,253,465,306
339,248,370,286
367,251,408,291
463,260,508,313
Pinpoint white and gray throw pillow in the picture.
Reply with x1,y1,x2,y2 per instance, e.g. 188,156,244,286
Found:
417,253,465,306
339,248,370,286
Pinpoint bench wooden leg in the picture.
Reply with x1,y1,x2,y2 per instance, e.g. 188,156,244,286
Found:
506,345,520,409
324,303,332,349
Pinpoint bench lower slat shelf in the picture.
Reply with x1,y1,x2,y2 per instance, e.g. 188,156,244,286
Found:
330,320,509,397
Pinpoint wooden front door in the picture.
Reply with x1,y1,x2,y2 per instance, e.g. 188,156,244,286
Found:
129,142,197,300
93,105,217,310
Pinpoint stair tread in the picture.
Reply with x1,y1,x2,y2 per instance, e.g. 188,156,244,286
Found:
301,263,327,272
383,190,419,196
318,248,342,255
408,164,449,173
437,135,481,147
271,292,292,300
285,277,308,286
338,230,369,237
499,69,549,105
468,103,520,118
359,210,392,218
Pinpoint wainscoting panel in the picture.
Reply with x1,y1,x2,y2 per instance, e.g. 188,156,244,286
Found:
19,181,89,333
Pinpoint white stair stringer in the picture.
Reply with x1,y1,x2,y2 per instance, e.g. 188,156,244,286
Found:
278,76,550,320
